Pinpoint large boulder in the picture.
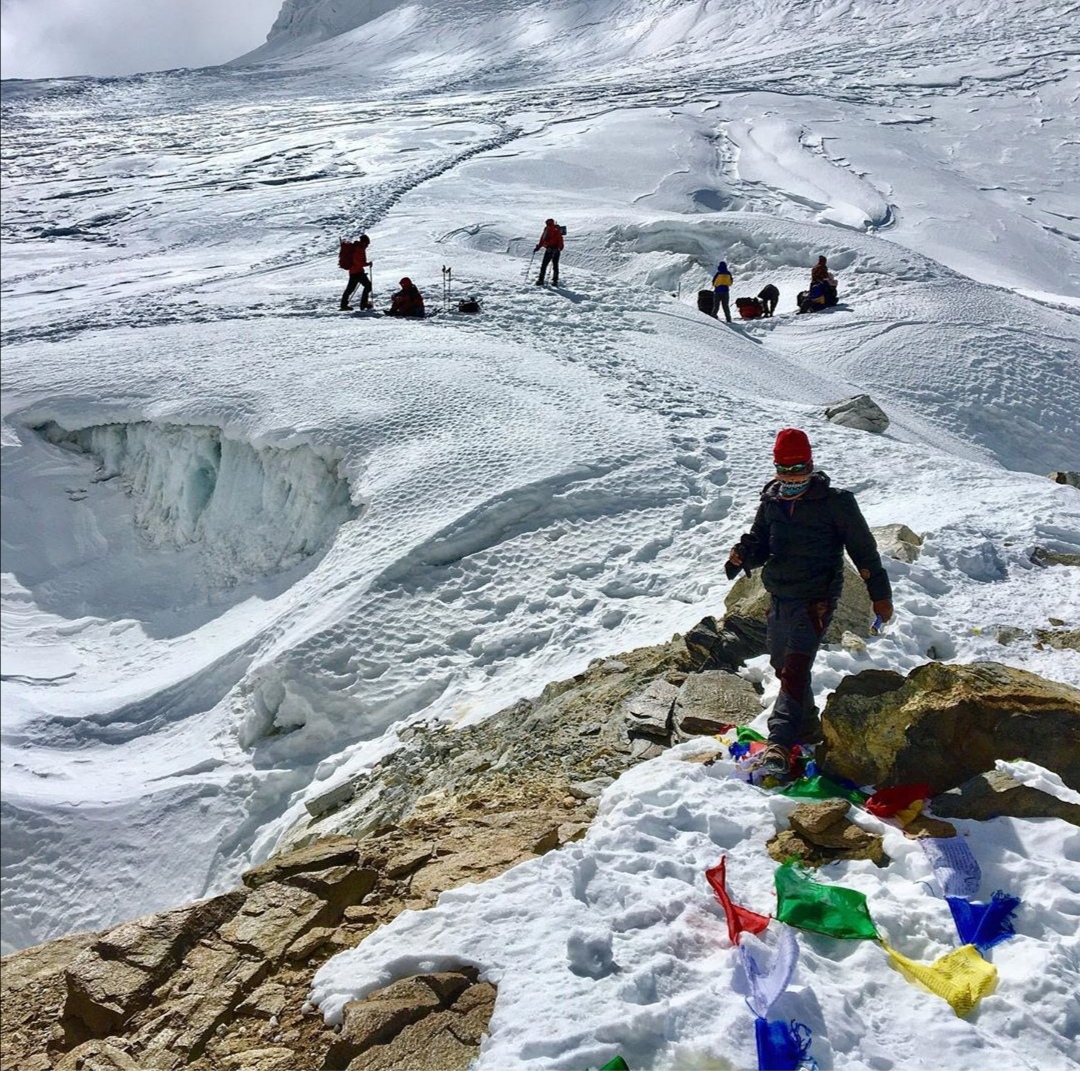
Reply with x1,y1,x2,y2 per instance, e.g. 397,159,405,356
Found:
823,394,890,433
821,661,1080,793
724,560,874,645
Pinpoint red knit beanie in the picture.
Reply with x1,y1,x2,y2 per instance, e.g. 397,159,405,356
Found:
773,428,813,470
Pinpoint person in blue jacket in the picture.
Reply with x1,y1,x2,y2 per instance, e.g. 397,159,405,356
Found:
712,261,733,322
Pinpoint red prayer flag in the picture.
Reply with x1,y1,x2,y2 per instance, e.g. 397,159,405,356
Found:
706,856,770,945
866,783,933,818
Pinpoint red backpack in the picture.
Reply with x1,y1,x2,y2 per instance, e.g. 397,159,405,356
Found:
338,241,355,270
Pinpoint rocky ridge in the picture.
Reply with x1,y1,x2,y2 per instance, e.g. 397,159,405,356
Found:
3,524,1078,1070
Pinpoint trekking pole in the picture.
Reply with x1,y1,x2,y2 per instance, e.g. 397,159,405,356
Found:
525,248,536,283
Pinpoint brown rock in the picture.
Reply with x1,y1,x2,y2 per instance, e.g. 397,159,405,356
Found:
286,927,336,963
325,970,496,1071
242,837,361,889
621,678,679,739
384,846,434,880
219,1046,301,1070
1035,628,1080,652
63,890,247,1037
773,801,888,866
672,671,761,739
931,769,1080,826
682,614,767,672
54,1039,140,1070
236,981,289,1020
786,799,849,835
821,661,1080,793
218,884,327,962
901,814,957,839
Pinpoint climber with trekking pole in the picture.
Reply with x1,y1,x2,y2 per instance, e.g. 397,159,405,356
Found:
533,217,564,287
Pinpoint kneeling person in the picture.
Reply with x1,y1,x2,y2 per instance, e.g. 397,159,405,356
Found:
387,277,425,317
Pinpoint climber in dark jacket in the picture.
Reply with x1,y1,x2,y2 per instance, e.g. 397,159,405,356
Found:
386,277,425,317
727,428,893,776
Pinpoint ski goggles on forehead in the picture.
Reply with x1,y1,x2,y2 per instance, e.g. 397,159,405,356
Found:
774,461,813,475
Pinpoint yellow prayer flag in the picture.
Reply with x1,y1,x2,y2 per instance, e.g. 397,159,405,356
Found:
882,942,997,1017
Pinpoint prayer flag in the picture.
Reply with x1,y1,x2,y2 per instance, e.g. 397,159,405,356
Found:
754,1017,815,1071
781,775,866,805
946,891,1021,950
920,837,981,899
883,942,997,1017
706,856,770,945
739,925,800,1019
774,863,878,940
866,783,932,818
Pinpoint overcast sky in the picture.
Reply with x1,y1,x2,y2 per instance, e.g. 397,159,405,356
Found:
0,0,284,80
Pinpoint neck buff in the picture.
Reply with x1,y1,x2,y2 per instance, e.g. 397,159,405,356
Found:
777,478,810,498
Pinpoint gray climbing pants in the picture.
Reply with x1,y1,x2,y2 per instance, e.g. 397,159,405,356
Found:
766,596,835,748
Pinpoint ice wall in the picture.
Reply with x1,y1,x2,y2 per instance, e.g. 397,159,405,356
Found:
36,421,359,589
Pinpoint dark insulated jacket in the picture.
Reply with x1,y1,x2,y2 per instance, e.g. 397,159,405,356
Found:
735,471,891,602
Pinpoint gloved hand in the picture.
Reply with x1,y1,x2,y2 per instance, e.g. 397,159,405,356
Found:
534,245,540,252
872,599,894,623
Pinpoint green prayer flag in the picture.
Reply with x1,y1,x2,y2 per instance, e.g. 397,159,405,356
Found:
774,862,879,940
600,1059,629,1071
781,774,866,805
736,725,767,744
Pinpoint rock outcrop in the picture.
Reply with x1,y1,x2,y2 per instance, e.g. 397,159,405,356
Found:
821,661,1080,793
324,969,495,1071
4,628,1078,1071
823,394,890,432
931,768,1080,826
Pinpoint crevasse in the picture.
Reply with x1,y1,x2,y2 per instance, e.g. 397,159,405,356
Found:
36,420,359,587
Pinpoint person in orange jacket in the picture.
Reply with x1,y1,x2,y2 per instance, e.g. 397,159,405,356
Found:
340,234,373,310
534,218,564,286
386,277,425,318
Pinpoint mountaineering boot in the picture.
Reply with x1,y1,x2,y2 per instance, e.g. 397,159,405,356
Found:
340,303,352,311
535,278,545,285
751,743,792,780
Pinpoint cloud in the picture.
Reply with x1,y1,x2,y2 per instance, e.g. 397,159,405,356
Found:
0,0,283,79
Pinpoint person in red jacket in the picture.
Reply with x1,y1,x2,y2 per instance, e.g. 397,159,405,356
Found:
534,218,564,287
386,277,425,318
340,235,373,310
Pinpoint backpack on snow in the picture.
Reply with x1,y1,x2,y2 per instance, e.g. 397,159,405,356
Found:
697,290,715,315
338,240,356,270
736,296,763,320
457,298,481,314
